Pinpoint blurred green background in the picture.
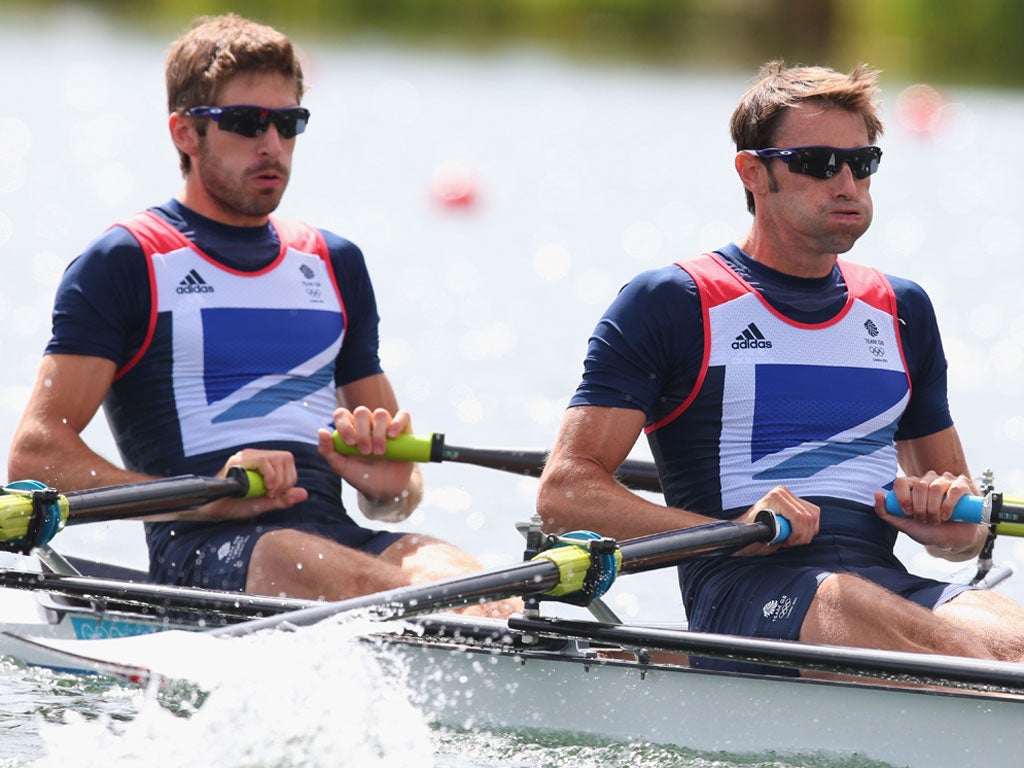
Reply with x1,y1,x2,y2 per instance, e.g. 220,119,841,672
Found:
4,0,1024,88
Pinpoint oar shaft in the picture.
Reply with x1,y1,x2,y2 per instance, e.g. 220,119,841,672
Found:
331,431,663,493
619,517,779,574
211,559,562,637
62,467,263,524
212,516,778,637
0,569,314,621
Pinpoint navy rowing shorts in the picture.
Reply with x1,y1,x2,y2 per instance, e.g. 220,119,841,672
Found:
149,520,406,592
679,533,973,676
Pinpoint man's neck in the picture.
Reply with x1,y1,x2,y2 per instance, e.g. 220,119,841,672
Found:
737,228,838,279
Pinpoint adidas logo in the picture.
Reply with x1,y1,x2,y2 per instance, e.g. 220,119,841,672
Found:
176,268,215,294
732,322,772,349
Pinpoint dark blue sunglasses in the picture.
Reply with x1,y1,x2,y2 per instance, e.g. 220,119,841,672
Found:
745,145,882,180
184,105,310,139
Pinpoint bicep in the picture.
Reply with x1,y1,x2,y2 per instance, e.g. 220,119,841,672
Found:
547,405,647,477
21,354,117,434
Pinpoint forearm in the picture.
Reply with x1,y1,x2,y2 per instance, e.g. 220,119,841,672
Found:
8,423,150,492
537,456,712,540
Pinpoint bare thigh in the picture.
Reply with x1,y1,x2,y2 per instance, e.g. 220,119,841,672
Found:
800,572,992,658
247,528,409,600
378,534,523,618
935,588,1024,662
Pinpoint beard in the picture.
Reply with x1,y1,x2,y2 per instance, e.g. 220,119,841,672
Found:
195,138,289,219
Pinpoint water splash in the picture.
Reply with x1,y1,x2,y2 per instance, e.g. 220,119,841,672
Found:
29,618,436,768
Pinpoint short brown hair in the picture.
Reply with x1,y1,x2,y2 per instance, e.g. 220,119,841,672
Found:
166,14,305,174
731,61,883,214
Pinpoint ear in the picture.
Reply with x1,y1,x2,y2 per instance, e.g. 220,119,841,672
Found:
169,112,199,158
735,151,767,197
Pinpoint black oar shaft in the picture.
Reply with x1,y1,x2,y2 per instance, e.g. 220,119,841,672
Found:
210,559,561,637
0,569,313,621
436,437,662,494
62,468,252,524
618,519,774,574
332,431,663,494
212,517,776,637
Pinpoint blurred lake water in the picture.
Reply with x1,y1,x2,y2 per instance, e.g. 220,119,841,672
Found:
1,7,1024,767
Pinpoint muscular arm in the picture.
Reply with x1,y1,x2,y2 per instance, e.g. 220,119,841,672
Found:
8,354,306,521
8,354,146,490
537,405,819,549
537,406,712,539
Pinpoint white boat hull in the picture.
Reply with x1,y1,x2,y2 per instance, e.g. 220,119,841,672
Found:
385,635,1020,767
1,568,1023,768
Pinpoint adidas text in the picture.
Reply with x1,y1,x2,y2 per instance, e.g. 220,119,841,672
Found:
732,338,772,349
176,283,215,294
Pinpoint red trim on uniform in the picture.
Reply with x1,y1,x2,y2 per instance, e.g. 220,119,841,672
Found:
112,211,340,379
644,253,910,433
109,212,167,381
269,216,347,344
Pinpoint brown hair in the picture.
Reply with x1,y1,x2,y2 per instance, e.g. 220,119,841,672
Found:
166,14,305,174
730,61,883,214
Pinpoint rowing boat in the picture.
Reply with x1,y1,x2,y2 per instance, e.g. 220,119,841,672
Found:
1,538,1022,768
2,454,1024,767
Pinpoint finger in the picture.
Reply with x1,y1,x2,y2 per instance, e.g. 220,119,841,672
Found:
388,409,413,439
370,408,391,454
351,406,375,452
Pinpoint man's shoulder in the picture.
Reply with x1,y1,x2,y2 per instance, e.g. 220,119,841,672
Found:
629,262,698,289
68,220,149,275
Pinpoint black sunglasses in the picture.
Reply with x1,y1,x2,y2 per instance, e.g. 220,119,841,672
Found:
744,145,882,180
184,105,311,139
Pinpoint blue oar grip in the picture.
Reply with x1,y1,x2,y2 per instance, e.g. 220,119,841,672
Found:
770,513,791,543
883,491,986,524
754,509,790,543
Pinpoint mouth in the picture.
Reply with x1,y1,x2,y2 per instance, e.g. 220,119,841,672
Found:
250,165,288,187
828,205,864,220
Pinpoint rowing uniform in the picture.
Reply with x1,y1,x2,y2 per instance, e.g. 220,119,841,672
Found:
569,244,970,674
46,200,403,590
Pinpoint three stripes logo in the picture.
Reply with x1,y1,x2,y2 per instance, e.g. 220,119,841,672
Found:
177,268,215,295
732,322,772,349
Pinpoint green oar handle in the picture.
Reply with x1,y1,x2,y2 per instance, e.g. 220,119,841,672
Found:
229,467,266,499
329,431,662,494
331,431,436,462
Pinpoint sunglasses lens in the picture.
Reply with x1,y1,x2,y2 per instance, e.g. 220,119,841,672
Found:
216,107,264,137
787,147,880,180
206,107,309,138
273,109,309,139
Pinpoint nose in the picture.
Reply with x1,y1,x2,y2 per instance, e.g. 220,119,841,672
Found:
831,161,859,195
256,123,285,154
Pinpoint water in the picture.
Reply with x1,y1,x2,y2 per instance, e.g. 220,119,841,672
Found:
1,6,1024,766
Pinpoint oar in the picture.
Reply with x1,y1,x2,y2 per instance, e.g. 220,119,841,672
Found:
0,568,315,623
331,431,663,494
884,490,1024,537
0,468,265,549
212,512,788,638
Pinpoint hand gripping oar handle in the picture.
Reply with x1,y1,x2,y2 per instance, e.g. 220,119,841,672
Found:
330,431,663,494
0,467,265,545
61,467,265,524
884,490,1024,537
